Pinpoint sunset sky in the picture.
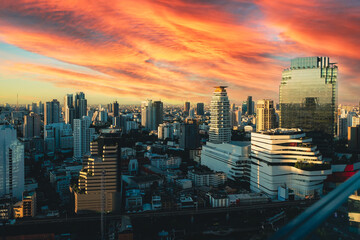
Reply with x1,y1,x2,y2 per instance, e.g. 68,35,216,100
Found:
0,0,359,105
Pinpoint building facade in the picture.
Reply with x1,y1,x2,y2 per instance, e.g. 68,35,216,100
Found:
201,142,251,182
0,125,24,200
256,99,276,132
44,99,60,125
209,86,231,144
279,57,337,155
250,129,332,200
73,116,96,161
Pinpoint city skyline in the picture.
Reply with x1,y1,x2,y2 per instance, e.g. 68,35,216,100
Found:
1,0,360,105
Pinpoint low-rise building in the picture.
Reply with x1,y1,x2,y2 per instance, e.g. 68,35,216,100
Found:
188,169,226,187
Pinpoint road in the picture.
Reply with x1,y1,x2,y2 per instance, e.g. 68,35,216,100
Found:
11,200,314,226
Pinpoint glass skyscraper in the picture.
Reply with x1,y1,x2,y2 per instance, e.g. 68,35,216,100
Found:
279,57,338,155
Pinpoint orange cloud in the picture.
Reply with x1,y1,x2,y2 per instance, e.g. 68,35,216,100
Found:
0,0,359,104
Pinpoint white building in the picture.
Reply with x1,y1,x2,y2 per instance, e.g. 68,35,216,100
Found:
209,86,231,143
0,125,24,200
73,116,96,161
188,169,226,187
158,123,174,140
141,100,153,130
200,141,251,182
250,128,332,200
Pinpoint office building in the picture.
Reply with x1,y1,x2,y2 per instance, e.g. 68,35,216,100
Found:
180,119,200,150
184,102,190,116
0,125,24,200
44,99,60,125
241,101,247,115
348,126,360,152
152,101,163,130
209,86,231,144
64,94,75,126
158,123,174,140
337,117,348,140
74,92,87,119
141,100,153,130
44,123,73,152
23,113,41,138
247,96,253,115
256,99,276,132
141,100,163,131
73,116,96,161
201,141,251,182
196,103,204,116
279,57,337,155
113,101,119,117
250,129,331,200
188,169,226,187
74,134,122,213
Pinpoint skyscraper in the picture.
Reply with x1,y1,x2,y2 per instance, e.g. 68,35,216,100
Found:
196,103,204,116
209,86,231,143
256,99,276,132
74,133,122,213
247,96,253,115
279,57,338,155
141,100,163,131
23,113,41,138
152,101,163,130
74,92,87,119
44,99,60,125
64,94,75,125
73,116,95,161
0,125,24,200
112,101,119,117
184,102,190,116
141,100,153,130
180,119,200,150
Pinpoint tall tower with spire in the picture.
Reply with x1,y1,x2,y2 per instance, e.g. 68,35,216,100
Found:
209,86,231,143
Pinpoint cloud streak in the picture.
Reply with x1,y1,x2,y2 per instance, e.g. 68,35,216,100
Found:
0,0,359,104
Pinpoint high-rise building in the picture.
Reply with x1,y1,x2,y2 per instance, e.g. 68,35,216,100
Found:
152,101,163,130
73,116,96,161
0,125,24,200
337,117,348,140
44,123,73,152
196,103,204,116
241,101,247,115
209,86,231,144
64,94,75,126
36,101,44,115
348,126,360,152
74,92,87,119
23,113,41,138
112,101,119,117
247,96,253,115
184,102,190,116
250,129,331,200
74,133,122,213
44,99,60,125
141,100,163,131
141,100,153,130
279,57,338,156
180,119,200,150
256,99,276,132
